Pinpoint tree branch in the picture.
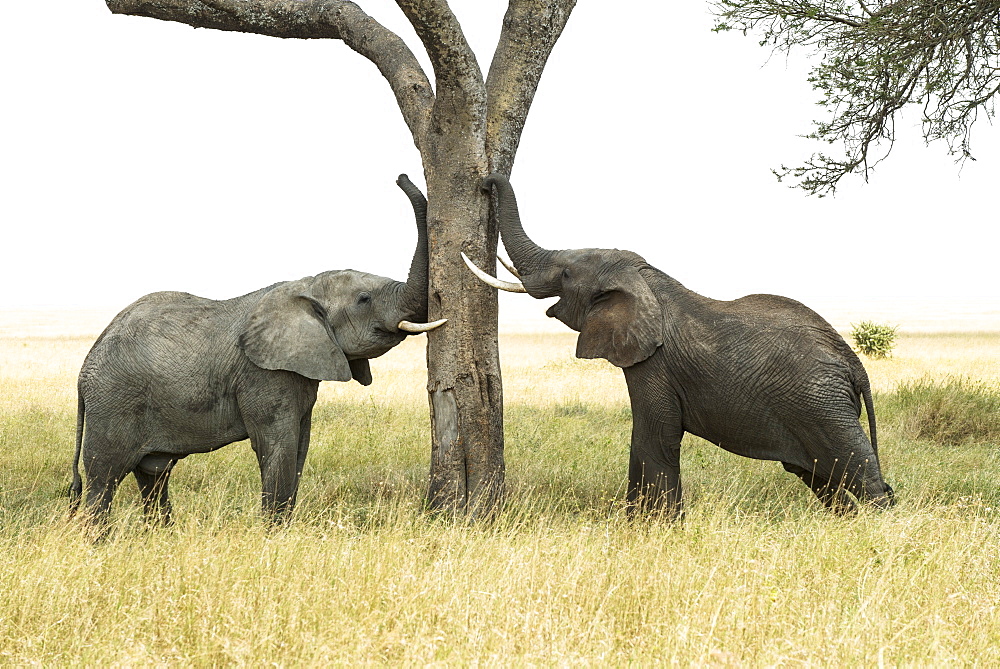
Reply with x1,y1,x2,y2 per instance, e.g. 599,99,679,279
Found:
395,0,483,93
485,0,577,176
106,0,434,151
395,0,488,177
713,0,1000,195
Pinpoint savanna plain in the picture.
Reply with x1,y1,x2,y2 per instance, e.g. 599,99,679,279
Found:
2,308,1000,665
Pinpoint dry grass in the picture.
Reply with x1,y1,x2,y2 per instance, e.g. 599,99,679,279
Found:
2,315,1000,665
862,331,1000,392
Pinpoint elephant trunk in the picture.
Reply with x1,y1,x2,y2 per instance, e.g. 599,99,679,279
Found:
396,174,429,321
483,173,553,276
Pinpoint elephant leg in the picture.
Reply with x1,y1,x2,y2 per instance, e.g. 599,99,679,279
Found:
627,407,684,519
243,377,318,525
627,444,682,517
251,428,302,525
785,417,894,513
837,442,895,510
134,454,177,526
82,451,130,528
287,411,313,512
781,461,857,514
863,479,895,509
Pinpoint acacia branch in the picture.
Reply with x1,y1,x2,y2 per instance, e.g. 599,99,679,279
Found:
395,1,489,178
395,0,486,126
485,0,577,176
106,0,434,150
396,0,482,91
714,0,1000,195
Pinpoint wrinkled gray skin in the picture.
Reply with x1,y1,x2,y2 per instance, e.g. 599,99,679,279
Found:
70,175,433,527
481,173,895,517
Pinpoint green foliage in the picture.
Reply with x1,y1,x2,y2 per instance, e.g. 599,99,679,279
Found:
851,320,898,358
710,0,1000,195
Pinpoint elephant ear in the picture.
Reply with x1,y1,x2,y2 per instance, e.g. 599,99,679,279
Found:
576,268,664,368
239,280,353,382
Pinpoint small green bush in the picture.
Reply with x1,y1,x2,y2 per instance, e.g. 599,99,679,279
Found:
851,320,898,358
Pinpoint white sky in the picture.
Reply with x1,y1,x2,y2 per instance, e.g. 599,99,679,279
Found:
2,1,997,314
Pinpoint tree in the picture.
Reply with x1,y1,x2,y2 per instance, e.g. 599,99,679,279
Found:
712,0,1000,195
104,0,577,514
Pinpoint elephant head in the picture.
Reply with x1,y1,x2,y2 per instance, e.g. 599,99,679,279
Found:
466,173,663,368
240,174,444,385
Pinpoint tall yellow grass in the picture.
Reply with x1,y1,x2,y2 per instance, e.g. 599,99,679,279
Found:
1,324,999,664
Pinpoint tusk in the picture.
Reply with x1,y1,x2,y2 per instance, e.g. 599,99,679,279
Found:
461,252,527,293
497,253,521,279
398,318,448,333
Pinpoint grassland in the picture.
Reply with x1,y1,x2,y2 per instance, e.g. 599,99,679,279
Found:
2,325,999,665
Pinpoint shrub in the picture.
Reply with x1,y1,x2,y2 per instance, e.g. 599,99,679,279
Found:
879,377,1000,445
850,320,898,358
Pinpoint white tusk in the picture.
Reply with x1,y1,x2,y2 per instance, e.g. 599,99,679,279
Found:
461,252,527,293
497,253,521,279
398,318,448,333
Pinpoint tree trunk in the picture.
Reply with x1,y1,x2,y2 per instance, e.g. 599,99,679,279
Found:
423,165,504,515
399,0,505,515
101,0,576,516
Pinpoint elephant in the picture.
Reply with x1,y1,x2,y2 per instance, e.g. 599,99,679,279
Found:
465,172,895,517
69,174,445,527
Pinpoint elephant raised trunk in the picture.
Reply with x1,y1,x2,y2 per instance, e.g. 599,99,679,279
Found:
483,172,554,278
396,173,430,321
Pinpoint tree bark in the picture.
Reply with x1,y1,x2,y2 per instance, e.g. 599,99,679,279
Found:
486,0,576,175
397,0,503,515
103,0,575,516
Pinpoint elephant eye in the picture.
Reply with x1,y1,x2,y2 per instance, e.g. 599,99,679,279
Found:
561,268,571,280
357,292,371,306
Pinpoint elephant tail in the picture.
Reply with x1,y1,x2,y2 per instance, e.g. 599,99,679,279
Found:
69,394,84,516
843,340,879,456
862,382,878,455
850,362,879,456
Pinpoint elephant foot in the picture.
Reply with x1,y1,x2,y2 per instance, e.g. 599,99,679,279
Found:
861,482,896,510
